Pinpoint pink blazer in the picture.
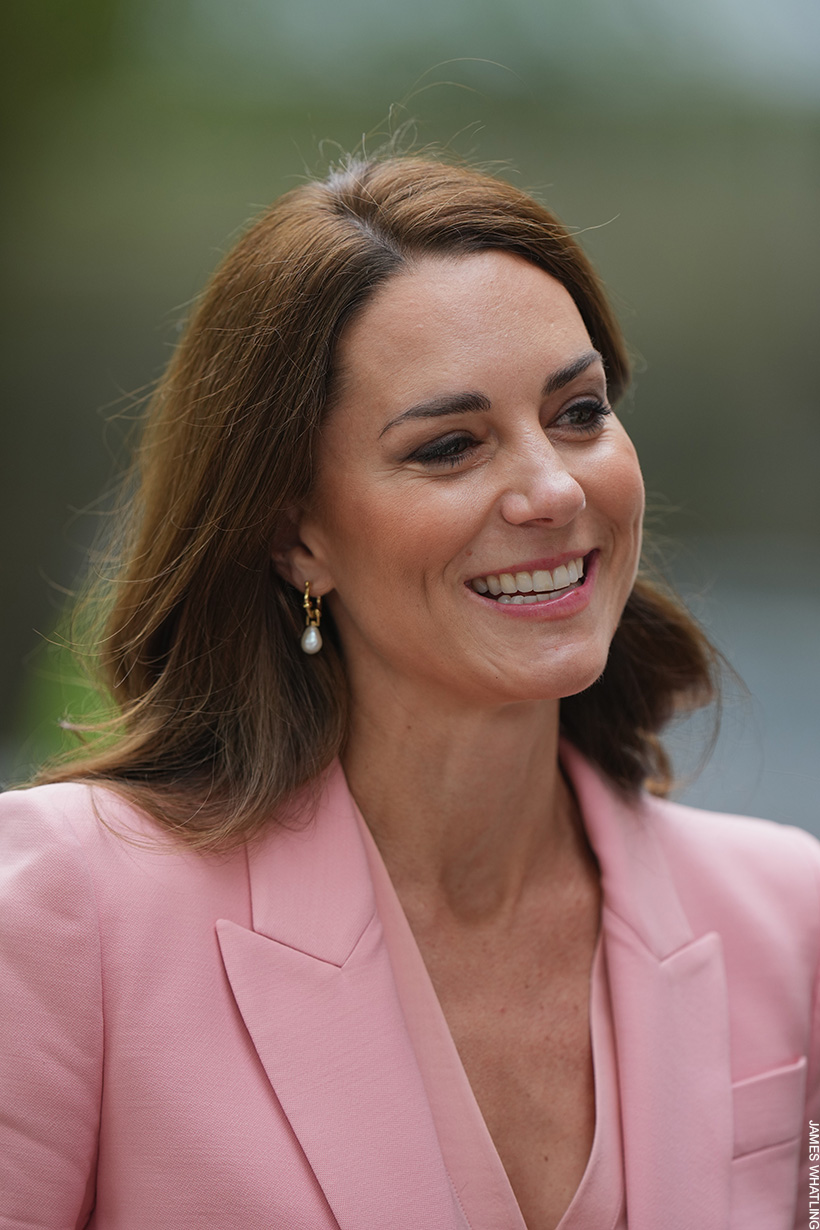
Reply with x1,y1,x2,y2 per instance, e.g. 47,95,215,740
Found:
1,744,818,1229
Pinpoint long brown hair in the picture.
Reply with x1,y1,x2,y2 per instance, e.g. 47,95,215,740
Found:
36,155,718,846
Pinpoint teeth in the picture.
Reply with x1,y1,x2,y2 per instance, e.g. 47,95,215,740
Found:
498,591,563,605
470,556,586,600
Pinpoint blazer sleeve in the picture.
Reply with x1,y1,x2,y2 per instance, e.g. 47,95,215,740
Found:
0,787,103,1229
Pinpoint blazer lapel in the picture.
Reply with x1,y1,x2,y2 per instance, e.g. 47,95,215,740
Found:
216,763,463,1230
562,743,733,1230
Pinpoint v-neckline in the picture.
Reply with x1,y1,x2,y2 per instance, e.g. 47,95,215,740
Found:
355,804,626,1230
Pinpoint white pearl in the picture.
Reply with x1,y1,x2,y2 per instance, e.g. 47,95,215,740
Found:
301,626,322,655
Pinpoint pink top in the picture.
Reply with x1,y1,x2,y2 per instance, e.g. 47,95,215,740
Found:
358,811,628,1229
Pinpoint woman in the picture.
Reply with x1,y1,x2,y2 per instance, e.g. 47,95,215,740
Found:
1,156,817,1230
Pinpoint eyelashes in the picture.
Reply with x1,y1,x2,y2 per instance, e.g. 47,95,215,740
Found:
406,399,612,469
410,434,476,467
557,399,612,434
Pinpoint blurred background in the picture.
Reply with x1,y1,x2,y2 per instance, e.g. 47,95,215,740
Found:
2,0,818,832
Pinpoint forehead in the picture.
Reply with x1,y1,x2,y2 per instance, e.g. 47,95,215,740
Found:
331,250,593,406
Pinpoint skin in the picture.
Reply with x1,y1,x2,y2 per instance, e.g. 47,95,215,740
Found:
277,250,645,1229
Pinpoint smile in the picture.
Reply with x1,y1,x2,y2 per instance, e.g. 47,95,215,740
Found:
469,556,587,604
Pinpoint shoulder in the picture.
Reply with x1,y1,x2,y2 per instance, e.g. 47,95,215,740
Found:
645,789,820,865
563,739,820,927
0,781,147,908
0,778,168,853
0,780,181,897
643,793,820,935
639,795,820,1065
0,780,251,933
563,741,820,993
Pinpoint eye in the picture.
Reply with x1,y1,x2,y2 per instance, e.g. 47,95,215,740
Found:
407,432,477,468
551,397,612,436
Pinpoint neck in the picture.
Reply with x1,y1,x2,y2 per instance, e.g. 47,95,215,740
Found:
342,687,590,924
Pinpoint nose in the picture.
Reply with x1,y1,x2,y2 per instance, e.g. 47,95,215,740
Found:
497,433,586,528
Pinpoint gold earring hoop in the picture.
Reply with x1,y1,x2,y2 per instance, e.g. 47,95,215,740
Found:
300,582,323,654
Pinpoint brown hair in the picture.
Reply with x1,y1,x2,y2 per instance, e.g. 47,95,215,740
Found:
36,154,718,846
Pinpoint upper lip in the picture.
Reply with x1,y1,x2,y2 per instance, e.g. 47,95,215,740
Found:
467,550,593,581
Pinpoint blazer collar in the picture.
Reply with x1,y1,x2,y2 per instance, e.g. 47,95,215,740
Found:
560,741,695,958
217,763,465,1230
561,742,733,1230
245,764,376,964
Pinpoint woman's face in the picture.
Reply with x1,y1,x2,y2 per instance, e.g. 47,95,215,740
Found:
294,251,645,710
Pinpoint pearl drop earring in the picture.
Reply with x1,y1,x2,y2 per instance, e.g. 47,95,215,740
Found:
300,581,323,654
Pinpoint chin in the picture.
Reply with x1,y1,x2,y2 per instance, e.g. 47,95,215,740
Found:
515,641,613,704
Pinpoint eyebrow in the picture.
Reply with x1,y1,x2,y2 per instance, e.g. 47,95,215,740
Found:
378,349,604,437
543,350,604,396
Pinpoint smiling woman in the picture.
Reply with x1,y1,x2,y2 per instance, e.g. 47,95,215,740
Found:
1,155,817,1230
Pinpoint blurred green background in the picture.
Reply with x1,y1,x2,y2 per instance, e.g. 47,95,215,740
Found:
2,0,818,828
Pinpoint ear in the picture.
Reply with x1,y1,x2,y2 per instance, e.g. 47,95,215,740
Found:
271,508,335,597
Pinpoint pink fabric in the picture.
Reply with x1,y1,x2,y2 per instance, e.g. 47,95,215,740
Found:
358,809,626,1229
0,746,818,1228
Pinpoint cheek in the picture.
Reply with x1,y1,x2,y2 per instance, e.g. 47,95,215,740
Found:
591,436,645,532
317,465,481,584
312,477,435,596
616,460,646,530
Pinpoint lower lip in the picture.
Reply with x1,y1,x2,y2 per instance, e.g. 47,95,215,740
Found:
466,551,599,621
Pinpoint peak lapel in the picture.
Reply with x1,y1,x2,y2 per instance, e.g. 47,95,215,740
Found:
561,744,733,1230
217,763,462,1230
